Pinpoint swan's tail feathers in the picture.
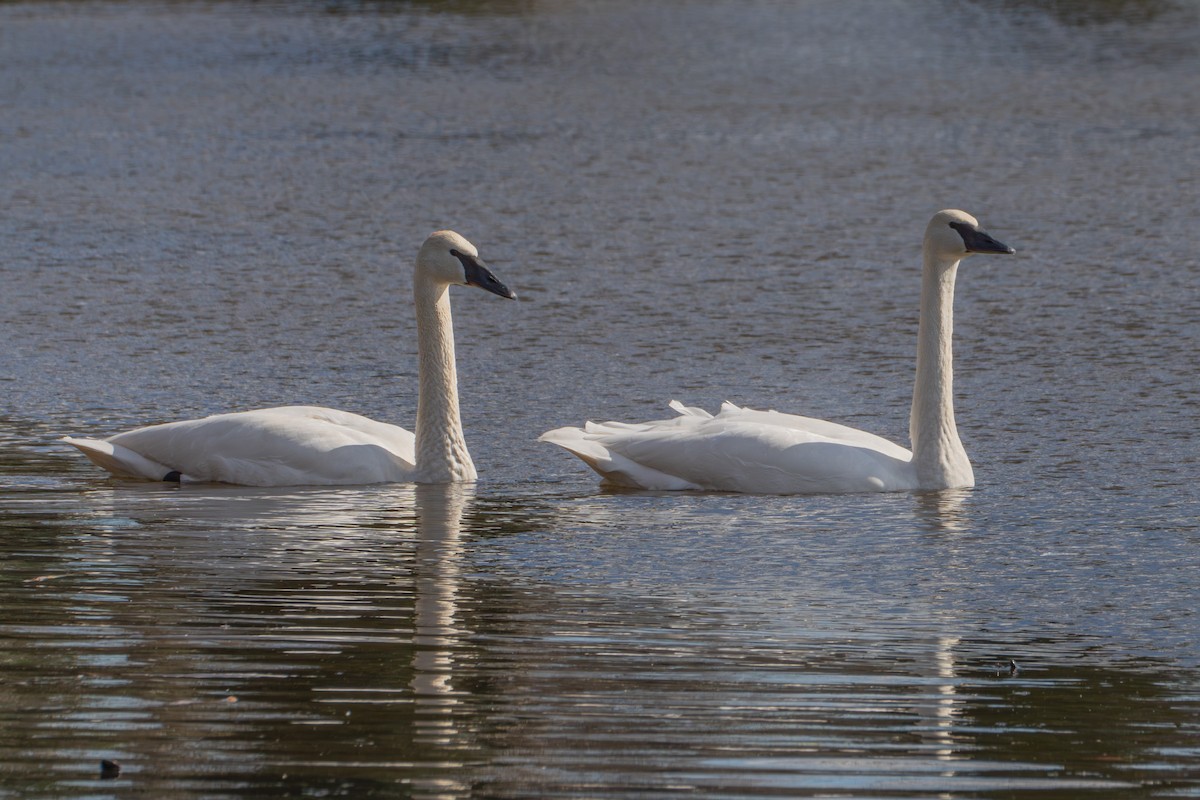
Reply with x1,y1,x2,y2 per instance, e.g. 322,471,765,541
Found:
62,437,180,481
668,400,714,419
539,426,702,491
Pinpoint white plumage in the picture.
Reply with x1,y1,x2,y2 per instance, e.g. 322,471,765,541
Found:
541,210,1014,495
65,230,516,486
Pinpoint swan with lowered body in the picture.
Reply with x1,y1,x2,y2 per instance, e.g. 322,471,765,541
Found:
539,210,1014,494
64,230,516,486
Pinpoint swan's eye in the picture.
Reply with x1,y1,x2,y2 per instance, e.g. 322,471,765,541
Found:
449,248,462,258
947,221,973,243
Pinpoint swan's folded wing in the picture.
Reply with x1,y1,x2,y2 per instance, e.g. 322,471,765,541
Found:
715,402,912,461
668,400,714,419
541,402,915,494
539,425,702,490
541,412,774,492
99,406,417,486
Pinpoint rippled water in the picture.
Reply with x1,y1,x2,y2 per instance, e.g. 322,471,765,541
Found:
2,0,1199,797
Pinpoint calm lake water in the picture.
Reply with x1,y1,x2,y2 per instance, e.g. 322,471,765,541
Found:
2,0,1199,797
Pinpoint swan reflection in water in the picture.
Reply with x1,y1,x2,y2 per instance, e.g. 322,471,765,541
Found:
64,480,482,790
915,488,973,535
410,483,471,747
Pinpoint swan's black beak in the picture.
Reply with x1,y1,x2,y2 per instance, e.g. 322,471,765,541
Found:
455,251,518,300
954,223,1015,255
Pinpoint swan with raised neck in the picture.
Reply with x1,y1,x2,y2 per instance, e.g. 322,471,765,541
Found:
539,209,1014,495
412,230,516,482
910,209,1014,489
64,229,516,486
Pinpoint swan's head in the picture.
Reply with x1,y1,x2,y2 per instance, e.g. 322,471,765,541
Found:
925,210,1015,260
418,230,517,299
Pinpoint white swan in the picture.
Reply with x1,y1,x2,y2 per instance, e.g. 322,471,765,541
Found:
64,230,516,486
540,210,1014,494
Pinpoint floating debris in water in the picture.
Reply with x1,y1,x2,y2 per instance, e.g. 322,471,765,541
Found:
99,760,121,779
994,658,1020,676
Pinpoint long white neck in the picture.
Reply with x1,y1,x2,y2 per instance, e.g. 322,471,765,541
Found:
413,277,477,482
909,248,973,490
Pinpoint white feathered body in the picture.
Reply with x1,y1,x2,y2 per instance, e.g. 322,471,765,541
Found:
540,210,1013,495
540,401,918,494
65,406,418,486
62,229,515,487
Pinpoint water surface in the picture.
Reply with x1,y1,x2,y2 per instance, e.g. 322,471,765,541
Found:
1,0,1198,797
